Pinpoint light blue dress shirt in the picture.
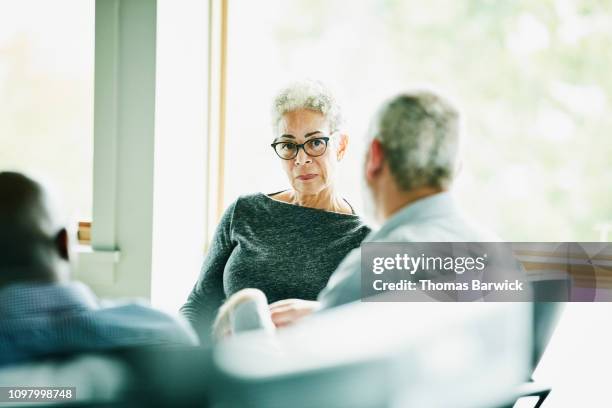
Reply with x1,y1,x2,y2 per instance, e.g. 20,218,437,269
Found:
318,192,498,308
0,281,198,366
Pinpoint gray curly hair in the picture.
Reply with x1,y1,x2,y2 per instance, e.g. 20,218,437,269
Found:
271,79,343,134
372,90,460,191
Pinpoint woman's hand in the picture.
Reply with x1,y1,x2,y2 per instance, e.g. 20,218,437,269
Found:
269,299,321,328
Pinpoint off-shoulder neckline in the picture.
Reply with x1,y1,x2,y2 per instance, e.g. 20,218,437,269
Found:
259,191,359,217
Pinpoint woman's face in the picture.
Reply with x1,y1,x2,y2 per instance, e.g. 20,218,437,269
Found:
274,109,347,196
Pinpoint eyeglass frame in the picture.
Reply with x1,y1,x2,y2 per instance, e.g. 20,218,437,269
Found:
270,136,331,160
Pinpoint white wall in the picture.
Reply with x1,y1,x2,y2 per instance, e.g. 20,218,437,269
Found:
151,0,209,313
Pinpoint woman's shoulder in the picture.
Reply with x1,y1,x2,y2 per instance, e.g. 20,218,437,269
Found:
233,191,267,203
348,218,372,239
224,191,371,242
232,190,294,211
227,191,370,228
265,189,292,202
227,192,280,216
232,191,281,208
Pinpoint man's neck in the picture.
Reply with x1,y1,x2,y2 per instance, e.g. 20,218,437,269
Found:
378,184,445,222
0,262,65,289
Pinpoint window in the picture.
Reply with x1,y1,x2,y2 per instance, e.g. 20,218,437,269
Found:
225,0,612,241
0,0,95,224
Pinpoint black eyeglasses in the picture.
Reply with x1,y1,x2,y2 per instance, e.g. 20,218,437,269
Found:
270,137,330,160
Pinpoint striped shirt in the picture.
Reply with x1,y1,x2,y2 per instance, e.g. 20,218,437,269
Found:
0,281,197,366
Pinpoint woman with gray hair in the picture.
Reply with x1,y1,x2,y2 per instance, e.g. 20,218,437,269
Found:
181,80,370,342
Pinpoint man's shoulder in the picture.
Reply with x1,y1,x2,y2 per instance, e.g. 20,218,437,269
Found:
388,213,499,242
92,301,198,345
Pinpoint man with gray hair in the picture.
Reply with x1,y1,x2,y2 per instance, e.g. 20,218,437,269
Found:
0,172,197,366
315,90,497,308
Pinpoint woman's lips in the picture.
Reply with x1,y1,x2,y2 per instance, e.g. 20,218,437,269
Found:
297,174,318,181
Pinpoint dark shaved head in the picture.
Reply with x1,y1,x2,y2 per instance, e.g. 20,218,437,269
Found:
0,172,69,287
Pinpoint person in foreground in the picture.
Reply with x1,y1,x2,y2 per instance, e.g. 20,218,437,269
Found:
0,172,197,366
181,80,370,341
270,89,498,326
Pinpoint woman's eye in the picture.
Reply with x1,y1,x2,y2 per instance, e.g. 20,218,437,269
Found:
281,143,296,150
311,140,322,147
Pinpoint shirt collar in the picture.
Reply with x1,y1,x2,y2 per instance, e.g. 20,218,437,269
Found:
368,191,458,241
0,281,99,318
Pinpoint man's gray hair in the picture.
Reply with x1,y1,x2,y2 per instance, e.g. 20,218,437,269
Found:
373,90,460,191
272,79,343,134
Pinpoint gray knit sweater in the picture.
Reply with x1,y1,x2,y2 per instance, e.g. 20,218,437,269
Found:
180,192,370,341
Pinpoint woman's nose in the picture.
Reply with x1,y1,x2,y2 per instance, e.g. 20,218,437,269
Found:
294,147,312,166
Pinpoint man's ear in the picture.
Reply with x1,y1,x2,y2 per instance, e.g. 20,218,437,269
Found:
365,138,385,182
55,228,69,261
336,133,349,161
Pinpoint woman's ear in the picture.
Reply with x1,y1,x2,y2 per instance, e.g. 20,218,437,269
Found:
336,133,349,161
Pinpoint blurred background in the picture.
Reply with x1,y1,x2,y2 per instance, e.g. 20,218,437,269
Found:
4,0,611,240
0,0,94,222
225,0,612,243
